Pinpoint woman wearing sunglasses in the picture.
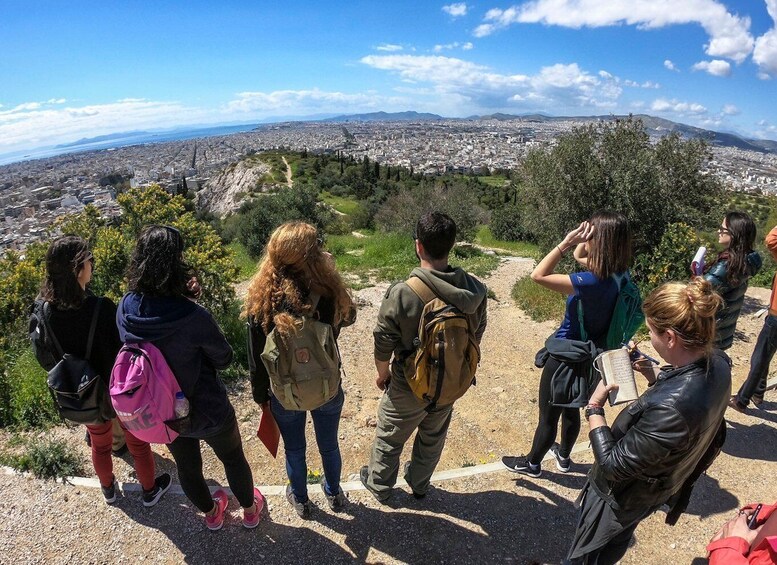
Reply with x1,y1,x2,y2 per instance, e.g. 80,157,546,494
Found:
704,211,761,351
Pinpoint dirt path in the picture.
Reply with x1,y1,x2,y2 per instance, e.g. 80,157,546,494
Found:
3,256,777,563
282,156,293,187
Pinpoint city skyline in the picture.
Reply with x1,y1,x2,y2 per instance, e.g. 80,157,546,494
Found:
2,0,776,158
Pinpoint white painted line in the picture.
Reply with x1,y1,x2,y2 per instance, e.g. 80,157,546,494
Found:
0,440,593,497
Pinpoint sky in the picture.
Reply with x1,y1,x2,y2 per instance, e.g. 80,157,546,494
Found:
1,0,776,157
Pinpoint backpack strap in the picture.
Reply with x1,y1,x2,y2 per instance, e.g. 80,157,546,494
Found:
84,298,103,360
406,277,437,305
42,301,65,359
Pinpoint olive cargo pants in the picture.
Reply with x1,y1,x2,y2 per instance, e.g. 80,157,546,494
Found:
364,374,454,499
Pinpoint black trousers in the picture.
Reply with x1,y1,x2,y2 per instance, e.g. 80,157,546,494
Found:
527,356,581,464
736,314,777,406
167,415,255,512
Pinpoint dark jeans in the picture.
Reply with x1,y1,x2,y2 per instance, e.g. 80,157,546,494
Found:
167,415,254,512
271,387,344,502
528,356,581,464
736,314,777,406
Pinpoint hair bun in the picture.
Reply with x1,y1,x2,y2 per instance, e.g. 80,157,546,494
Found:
686,277,722,318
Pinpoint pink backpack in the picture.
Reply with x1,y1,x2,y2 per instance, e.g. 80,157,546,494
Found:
110,342,181,444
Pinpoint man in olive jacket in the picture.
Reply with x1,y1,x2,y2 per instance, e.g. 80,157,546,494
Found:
361,212,488,502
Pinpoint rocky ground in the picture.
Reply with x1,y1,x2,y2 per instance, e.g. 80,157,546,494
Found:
2,256,777,564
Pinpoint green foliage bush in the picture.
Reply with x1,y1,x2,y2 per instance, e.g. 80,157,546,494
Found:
519,117,723,256
634,222,702,294
236,184,334,258
511,276,567,323
374,180,484,241
490,206,533,242
4,348,59,428
2,437,84,480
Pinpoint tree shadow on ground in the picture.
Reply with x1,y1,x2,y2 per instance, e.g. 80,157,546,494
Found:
116,495,355,564
317,485,580,564
723,419,777,462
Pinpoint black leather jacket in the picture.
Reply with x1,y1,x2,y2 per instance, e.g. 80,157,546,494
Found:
588,350,731,512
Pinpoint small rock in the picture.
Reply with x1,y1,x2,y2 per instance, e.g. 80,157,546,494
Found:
670,543,676,549
491,387,505,394
365,417,377,427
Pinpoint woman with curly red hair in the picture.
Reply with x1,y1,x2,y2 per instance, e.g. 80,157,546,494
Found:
244,222,355,519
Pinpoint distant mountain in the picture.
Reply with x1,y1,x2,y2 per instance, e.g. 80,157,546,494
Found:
323,111,444,122
56,131,152,148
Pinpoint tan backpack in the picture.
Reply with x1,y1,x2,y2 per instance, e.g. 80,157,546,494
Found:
402,277,480,407
260,294,340,411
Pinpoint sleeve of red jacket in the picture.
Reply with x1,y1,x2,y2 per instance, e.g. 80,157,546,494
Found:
707,537,750,564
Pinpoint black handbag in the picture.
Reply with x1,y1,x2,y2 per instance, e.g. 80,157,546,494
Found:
44,300,114,425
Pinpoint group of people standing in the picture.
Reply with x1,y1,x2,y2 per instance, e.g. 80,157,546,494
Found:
31,208,775,563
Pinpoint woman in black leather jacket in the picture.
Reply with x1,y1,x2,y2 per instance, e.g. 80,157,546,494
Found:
563,278,731,565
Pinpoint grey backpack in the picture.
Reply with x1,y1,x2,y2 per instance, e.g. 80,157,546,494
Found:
261,295,340,411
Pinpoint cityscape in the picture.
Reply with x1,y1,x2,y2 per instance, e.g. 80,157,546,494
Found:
2,116,777,250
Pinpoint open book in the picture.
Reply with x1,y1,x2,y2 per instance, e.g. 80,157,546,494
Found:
594,348,640,405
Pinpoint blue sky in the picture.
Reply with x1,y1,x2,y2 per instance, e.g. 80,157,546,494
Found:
1,0,776,156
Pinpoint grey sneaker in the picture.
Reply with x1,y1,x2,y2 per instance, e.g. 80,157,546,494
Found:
142,473,172,507
101,477,117,505
286,485,312,519
320,479,347,511
550,443,572,473
501,456,541,478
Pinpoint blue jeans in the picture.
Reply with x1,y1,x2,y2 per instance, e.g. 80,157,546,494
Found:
736,314,777,406
270,387,344,502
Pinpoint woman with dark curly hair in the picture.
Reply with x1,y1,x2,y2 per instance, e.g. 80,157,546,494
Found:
33,235,170,506
117,225,264,531
244,221,355,519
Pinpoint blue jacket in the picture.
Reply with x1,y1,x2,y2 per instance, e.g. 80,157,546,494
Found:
117,292,234,438
704,251,762,350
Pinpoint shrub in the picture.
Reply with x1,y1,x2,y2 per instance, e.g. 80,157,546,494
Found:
633,222,702,294
214,299,250,382
6,347,59,428
511,276,567,323
11,438,84,480
490,206,532,242
374,181,484,241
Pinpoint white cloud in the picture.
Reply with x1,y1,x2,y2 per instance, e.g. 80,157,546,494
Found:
361,54,623,111
474,1,754,63
722,104,740,115
664,59,679,71
433,41,474,52
753,0,777,78
46,98,67,104
376,43,403,52
691,59,732,76
0,99,209,153
225,88,394,113
650,97,707,115
442,3,468,17
623,79,660,88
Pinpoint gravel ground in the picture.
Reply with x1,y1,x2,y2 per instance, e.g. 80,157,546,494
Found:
2,257,776,564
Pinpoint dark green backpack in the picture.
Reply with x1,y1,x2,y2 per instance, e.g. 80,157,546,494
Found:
579,272,644,350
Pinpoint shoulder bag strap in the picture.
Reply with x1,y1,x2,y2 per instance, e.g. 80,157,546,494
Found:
42,301,65,359
406,277,437,305
84,297,103,360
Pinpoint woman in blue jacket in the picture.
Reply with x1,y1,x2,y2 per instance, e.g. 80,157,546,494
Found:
117,225,264,531
704,211,761,350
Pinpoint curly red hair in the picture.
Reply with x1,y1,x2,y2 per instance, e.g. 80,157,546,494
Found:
242,222,352,338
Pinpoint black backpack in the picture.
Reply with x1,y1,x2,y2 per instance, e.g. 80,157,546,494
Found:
29,299,113,425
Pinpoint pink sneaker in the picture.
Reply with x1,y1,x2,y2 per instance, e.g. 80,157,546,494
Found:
242,487,265,529
205,489,229,531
